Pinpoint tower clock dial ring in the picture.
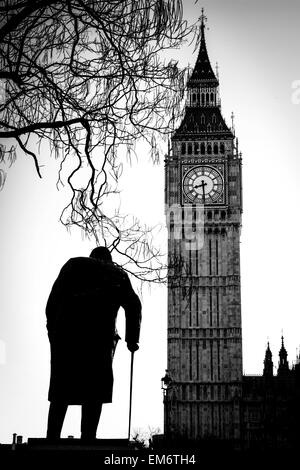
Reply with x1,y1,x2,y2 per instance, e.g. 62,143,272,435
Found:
182,166,224,204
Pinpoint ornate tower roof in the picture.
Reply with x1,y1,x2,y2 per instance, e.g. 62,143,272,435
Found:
263,342,273,378
187,9,219,88
172,9,233,140
278,336,290,376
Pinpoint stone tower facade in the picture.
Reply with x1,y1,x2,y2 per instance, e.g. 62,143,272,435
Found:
164,12,243,442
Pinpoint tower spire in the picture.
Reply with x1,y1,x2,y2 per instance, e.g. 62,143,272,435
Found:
174,9,233,139
263,341,273,378
278,335,290,376
200,7,207,35
187,9,218,88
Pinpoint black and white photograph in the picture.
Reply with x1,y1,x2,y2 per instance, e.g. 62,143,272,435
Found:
0,0,300,464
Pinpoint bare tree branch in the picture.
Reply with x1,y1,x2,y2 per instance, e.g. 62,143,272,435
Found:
0,0,200,281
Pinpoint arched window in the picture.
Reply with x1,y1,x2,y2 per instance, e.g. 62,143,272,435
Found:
192,93,196,103
207,211,212,220
181,142,186,154
200,143,205,155
187,143,193,155
213,143,218,154
221,210,226,220
220,143,225,154
206,93,209,105
210,92,214,104
207,143,212,154
207,124,211,132
201,114,205,124
194,142,199,155
212,114,217,124
201,93,205,105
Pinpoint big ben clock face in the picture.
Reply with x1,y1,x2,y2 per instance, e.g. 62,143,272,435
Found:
182,165,224,204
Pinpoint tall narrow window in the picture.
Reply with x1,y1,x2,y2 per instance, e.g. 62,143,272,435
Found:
189,343,193,380
194,142,199,154
196,289,199,326
220,143,225,154
209,239,212,274
192,205,196,233
181,207,185,240
188,143,193,155
195,248,199,276
201,143,205,155
216,290,219,327
210,92,214,104
181,142,186,154
206,92,209,105
201,114,205,124
210,340,213,381
213,143,218,154
201,93,205,105
209,290,213,327
196,342,199,380
207,143,212,154
217,340,221,380
189,289,192,327
216,239,219,275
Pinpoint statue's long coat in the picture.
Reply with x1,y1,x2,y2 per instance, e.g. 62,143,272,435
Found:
46,257,141,404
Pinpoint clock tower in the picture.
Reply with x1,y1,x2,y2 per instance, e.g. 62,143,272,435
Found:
164,11,243,443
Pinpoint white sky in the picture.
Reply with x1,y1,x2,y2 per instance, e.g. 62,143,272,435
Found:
0,0,300,443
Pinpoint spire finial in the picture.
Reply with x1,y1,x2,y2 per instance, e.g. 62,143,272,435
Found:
200,7,207,33
263,339,273,377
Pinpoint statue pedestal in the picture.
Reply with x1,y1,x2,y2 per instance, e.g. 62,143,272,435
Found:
27,437,130,451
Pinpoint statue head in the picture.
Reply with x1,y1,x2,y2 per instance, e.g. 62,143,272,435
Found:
89,246,112,262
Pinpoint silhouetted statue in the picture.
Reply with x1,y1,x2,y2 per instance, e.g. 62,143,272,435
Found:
45,247,141,440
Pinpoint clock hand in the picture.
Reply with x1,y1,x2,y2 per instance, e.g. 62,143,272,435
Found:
194,181,208,190
194,179,207,203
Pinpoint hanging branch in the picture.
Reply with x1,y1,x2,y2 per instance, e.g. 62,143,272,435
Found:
0,0,200,281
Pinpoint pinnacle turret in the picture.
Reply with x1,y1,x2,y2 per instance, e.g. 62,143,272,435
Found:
278,336,290,376
263,342,273,378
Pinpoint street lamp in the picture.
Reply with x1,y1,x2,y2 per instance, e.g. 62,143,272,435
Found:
161,369,172,396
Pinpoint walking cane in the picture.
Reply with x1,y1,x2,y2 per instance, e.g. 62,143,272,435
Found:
128,351,134,442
